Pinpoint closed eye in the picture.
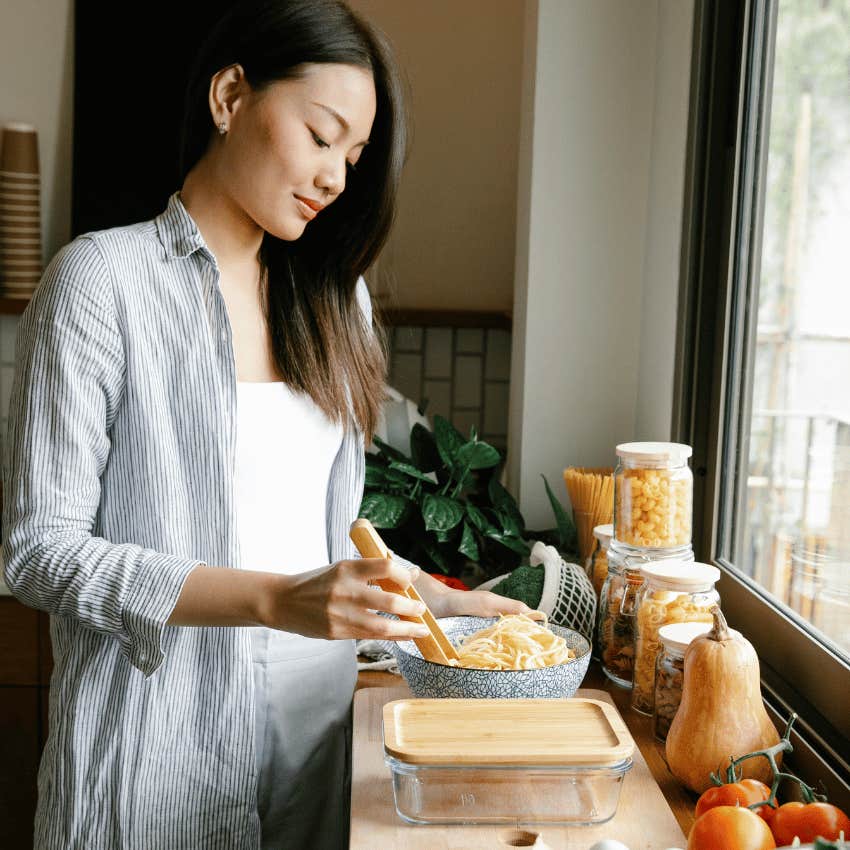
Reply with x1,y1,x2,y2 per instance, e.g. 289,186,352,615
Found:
310,129,329,149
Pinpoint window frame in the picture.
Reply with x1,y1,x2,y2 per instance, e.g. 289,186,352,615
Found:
673,0,850,796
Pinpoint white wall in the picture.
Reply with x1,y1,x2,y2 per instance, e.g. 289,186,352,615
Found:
508,0,695,526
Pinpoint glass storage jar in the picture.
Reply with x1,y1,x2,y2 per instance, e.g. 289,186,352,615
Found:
597,541,694,689
652,621,713,742
614,442,693,548
630,560,720,716
588,523,614,598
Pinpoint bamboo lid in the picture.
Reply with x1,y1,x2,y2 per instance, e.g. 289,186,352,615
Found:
383,698,635,766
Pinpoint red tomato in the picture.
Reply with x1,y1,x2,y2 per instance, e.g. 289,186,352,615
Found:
769,801,850,845
695,780,776,822
428,574,470,591
687,805,776,850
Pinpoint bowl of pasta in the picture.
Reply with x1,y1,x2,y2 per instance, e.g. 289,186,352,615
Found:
387,614,591,699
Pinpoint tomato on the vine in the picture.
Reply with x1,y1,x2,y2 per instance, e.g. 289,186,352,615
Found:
769,801,850,845
695,779,776,822
687,805,776,850
427,574,470,591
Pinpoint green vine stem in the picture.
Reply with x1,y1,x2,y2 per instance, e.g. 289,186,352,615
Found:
451,465,470,499
709,713,829,812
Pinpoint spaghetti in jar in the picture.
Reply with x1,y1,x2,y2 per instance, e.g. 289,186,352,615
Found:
614,442,693,549
630,561,720,715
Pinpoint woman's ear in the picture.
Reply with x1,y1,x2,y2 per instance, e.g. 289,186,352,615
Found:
208,64,248,132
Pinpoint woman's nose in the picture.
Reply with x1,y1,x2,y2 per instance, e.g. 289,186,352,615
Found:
315,157,346,197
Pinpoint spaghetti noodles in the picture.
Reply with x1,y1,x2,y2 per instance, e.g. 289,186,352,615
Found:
447,614,576,670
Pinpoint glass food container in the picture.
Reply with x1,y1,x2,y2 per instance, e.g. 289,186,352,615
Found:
588,523,614,598
652,621,712,742
614,442,693,548
630,561,720,716
382,697,635,825
597,541,694,689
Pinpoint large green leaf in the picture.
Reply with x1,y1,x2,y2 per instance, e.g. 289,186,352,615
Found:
421,493,465,532
497,508,523,538
485,528,531,555
371,435,410,463
410,423,442,473
364,463,414,492
358,493,412,529
541,473,576,549
456,440,501,470
465,503,496,535
488,477,525,533
433,415,466,470
458,521,480,561
388,459,436,484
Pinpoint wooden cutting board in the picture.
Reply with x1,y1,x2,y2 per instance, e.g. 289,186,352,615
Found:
350,686,687,850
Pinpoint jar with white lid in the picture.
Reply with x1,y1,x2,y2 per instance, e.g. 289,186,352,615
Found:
630,560,720,715
597,541,694,689
653,622,710,742
614,442,693,549
652,621,743,742
588,523,613,598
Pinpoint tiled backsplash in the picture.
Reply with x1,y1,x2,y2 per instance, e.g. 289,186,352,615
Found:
387,325,511,450
0,315,512,455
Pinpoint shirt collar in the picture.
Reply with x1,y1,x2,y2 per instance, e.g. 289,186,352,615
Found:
155,191,213,261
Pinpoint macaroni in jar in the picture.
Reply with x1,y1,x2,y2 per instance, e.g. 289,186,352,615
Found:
614,442,693,548
630,561,720,715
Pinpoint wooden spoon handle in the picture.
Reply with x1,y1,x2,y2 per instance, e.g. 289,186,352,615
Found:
349,519,458,663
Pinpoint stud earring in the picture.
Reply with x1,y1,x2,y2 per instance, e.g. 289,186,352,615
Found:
218,122,228,135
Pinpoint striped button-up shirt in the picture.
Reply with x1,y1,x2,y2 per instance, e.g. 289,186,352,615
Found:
2,191,375,849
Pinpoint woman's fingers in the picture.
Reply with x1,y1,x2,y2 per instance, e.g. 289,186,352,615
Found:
359,611,431,641
362,583,427,619
439,589,548,620
351,556,419,589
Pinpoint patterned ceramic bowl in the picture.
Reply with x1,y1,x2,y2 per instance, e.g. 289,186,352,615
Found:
386,616,591,699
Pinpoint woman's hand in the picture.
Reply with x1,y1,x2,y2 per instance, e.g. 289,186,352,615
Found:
413,569,545,620
264,558,434,642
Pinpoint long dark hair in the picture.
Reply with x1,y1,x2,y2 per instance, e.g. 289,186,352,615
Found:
179,0,408,438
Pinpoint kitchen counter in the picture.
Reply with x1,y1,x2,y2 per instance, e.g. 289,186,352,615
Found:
355,662,699,841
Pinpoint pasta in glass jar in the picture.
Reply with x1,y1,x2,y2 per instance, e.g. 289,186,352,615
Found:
588,524,613,598
630,561,720,715
652,621,713,742
597,542,694,688
614,442,693,548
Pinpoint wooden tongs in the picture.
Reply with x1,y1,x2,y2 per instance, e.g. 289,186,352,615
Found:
349,518,459,665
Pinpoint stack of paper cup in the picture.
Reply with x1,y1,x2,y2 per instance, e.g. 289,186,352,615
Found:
0,123,43,298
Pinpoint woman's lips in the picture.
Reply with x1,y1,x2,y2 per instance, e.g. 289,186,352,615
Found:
294,195,322,220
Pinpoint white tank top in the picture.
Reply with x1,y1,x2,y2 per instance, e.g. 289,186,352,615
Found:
234,381,344,577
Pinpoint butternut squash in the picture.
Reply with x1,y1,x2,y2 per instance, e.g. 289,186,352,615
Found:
665,605,780,793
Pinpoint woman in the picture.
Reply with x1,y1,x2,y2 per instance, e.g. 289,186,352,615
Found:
1,2,535,848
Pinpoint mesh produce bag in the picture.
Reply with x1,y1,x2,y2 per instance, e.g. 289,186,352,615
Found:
531,541,597,644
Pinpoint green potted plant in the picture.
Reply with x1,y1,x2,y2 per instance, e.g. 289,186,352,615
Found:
359,415,578,582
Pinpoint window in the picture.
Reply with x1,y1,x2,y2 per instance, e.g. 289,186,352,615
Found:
675,0,850,794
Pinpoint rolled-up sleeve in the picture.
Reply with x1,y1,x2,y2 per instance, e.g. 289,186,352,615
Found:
1,235,203,677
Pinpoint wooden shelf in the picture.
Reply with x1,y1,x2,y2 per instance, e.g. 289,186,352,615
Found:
0,296,30,315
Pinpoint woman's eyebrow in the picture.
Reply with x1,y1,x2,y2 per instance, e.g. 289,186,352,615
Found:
311,101,370,147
